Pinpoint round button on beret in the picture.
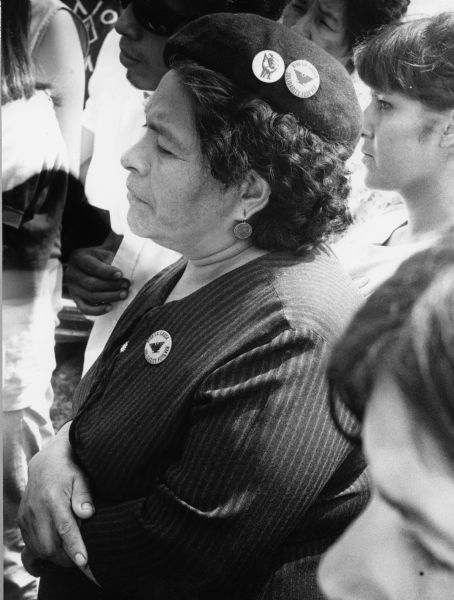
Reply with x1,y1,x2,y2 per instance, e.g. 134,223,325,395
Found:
164,13,362,149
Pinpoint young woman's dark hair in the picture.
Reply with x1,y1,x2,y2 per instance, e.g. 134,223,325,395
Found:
355,11,454,111
346,0,410,48
172,59,352,253
328,229,454,461
1,0,36,104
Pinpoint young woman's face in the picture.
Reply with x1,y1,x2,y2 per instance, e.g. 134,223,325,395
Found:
282,0,351,68
121,70,241,258
361,90,446,197
318,374,454,599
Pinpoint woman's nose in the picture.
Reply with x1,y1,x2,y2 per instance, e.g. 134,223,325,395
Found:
121,139,148,175
115,4,141,40
361,104,374,138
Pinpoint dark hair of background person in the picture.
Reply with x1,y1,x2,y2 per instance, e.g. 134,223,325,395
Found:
346,0,410,48
171,58,352,253
193,0,289,20
355,11,454,111
327,229,454,461
1,0,37,104
126,0,290,22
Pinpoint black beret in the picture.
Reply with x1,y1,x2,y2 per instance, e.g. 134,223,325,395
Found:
164,13,361,149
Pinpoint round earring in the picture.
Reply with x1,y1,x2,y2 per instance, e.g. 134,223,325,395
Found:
233,212,252,240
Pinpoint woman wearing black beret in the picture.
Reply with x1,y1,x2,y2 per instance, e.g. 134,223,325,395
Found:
20,13,367,600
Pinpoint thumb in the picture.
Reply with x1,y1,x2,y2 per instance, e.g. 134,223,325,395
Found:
71,475,95,519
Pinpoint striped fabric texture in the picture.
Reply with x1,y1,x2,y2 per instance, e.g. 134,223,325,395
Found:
48,248,368,600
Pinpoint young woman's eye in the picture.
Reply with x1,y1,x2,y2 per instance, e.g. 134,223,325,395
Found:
377,99,392,111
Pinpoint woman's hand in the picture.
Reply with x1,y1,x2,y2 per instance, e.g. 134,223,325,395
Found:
18,422,94,569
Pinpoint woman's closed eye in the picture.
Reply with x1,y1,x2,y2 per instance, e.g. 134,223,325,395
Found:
289,0,309,14
156,144,173,156
319,17,334,31
142,124,174,156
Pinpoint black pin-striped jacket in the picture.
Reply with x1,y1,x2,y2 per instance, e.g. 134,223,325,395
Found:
41,248,368,600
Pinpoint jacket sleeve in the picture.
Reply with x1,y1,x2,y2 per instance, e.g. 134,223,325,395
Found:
80,327,353,597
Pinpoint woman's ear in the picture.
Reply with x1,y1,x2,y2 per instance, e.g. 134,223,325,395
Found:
440,109,454,149
237,170,271,220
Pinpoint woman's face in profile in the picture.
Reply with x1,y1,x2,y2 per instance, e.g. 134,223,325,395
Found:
121,70,240,255
282,0,351,68
360,90,447,195
318,374,454,599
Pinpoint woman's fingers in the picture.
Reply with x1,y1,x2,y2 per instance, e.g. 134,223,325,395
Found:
17,423,94,569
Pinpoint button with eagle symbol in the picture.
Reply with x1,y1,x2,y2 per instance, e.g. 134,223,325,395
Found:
252,50,285,83
144,330,172,365
285,60,320,98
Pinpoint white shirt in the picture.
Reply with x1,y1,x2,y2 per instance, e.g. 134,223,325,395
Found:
334,205,439,298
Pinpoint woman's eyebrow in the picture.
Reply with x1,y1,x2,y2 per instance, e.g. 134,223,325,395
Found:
146,117,185,152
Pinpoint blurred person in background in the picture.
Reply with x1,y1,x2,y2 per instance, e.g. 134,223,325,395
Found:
66,0,289,374
28,0,109,275
62,0,122,99
2,1,72,598
19,14,368,599
335,12,454,296
30,0,87,176
319,230,454,599
282,0,410,77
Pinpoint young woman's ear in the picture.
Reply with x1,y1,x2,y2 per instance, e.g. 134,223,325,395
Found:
440,109,454,149
237,170,271,220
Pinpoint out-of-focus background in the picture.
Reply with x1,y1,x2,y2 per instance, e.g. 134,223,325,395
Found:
409,0,453,14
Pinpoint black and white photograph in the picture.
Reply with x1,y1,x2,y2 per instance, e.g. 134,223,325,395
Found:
2,1,454,598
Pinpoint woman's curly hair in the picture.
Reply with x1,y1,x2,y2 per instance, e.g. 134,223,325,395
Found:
171,59,352,253
346,0,410,48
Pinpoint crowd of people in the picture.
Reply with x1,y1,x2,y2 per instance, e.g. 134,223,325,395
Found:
2,1,454,599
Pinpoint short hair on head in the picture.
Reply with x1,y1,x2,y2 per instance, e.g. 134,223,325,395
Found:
171,58,353,253
398,270,454,461
355,12,454,111
328,228,454,461
345,0,410,48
